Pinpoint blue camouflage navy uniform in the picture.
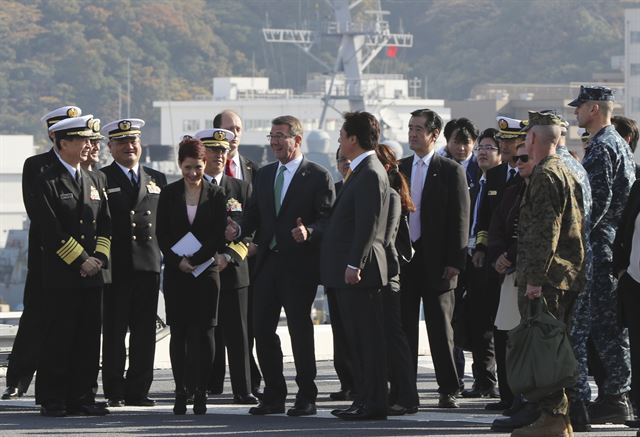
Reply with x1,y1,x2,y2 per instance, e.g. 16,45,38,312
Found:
557,145,593,402
581,125,634,396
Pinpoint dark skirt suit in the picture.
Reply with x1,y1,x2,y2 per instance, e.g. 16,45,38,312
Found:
157,179,227,393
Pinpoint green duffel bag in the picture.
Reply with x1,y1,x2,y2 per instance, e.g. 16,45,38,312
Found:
506,297,578,402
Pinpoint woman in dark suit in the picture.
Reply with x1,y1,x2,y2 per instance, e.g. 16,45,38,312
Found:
157,137,227,414
376,143,419,415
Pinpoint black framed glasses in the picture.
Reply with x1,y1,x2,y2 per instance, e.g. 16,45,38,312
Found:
266,133,294,141
474,144,499,152
514,154,529,163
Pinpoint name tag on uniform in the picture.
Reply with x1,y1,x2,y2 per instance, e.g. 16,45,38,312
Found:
60,193,73,200
488,190,498,196
107,187,121,194
146,180,161,194
90,185,101,201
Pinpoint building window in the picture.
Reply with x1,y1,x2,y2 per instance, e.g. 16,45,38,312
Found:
245,119,271,130
631,31,640,44
205,119,214,129
632,97,640,113
183,119,200,131
631,64,640,76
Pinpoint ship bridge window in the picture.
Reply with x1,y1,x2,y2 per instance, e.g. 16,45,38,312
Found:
245,119,271,130
183,119,200,131
632,31,640,44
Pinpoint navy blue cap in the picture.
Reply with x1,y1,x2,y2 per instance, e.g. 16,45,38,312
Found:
568,85,615,107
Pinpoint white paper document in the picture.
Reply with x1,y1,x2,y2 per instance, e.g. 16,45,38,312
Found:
171,232,214,277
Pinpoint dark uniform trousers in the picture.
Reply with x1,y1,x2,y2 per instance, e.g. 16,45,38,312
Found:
253,251,318,406
400,242,459,395
326,288,354,392
102,272,159,400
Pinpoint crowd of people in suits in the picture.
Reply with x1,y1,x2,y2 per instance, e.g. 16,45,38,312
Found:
2,84,640,437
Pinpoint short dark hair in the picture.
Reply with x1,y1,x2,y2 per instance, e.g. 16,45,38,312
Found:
443,118,479,143
178,137,206,163
410,108,443,134
477,128,499,152
342,111,380,151
335,146,341,160
612,115,639,152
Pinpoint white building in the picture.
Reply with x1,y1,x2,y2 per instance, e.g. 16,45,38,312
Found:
625,9,640,125
153,75,451,157
0,135,32,247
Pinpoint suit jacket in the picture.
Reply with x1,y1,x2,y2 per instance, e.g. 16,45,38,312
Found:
487,180,525,269
240,157,335,282
156,179,227,326
101,162,167,279
321,154,389,289
384,189,402,289
217,174,253,290
238,154,259,186
22,148,58,271
613,179,640,274
399,153,470,291
475,162,521,250
35,161,111,288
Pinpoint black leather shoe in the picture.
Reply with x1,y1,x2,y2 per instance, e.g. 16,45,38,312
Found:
491,402,540,431
438,393,459,408
503,395,525,416
67,403,110,416
1,386,21,400
252,388,264,400
125,397,156,407
173,393,187,415
193,391,207,415
569,399,592,432
40,405,67,417
329,389,353,401
233,394,258,404
625,419,640,427
388,404,418,416
461,385,499,398
108,399,125,407
589,393,632,424
207,388,223,395
331,404,360,417
249,402,285,415
287,402,317,416
485,400,510,411
339,406,387,420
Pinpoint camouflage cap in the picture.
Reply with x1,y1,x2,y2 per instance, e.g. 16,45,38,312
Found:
521,111,566,132
568,85,615,107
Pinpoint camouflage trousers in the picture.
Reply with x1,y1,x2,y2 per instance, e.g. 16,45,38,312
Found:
588,270,631,395
568,286,591,402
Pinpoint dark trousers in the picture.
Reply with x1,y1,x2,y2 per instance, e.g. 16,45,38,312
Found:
382,285,419,408
400,246,459,395
102,272,159,401
6,270,45,391
169,323,215,393
36,286,102,408
465,262,498,389
253,251,318,405
336,287,387,413
326,288,354,392
209,287,252,396
493,328,513,404
618,273,640,408
247,259,262,392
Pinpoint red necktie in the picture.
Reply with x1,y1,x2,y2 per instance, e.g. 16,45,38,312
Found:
225,160,235,177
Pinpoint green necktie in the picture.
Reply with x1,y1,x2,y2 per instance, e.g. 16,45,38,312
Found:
271,166,287,249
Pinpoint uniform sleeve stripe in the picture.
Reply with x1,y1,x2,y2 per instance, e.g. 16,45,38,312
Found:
95,237,111,258
227,242,249,260
56,238,79,259
59,241,85,265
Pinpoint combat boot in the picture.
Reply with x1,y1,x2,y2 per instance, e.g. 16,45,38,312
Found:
589,393,632,424
569,399,591,432
511,412,573,437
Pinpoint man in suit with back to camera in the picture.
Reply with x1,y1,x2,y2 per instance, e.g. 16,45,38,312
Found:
321,111,390,420
3,106,83,401
99,118,167,408
399,108,470,409
226,115,335,417
196,128,257,405
212,110,262,398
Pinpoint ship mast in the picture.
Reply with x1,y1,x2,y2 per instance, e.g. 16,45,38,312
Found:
262,0,413,129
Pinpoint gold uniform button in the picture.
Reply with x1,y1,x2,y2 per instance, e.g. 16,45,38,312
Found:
148,236,153,240
130,210,135,215
61,240,65,244
145,210,151,215
80,235,85,240
132,236,137,241
132,223,137,228
94,236,97,240
147,223,152,228
79,219,83,224
92,219,96,224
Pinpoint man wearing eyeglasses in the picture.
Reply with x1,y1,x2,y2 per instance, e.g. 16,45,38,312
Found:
226,115,335,417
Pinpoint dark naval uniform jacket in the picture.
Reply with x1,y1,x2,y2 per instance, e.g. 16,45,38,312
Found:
35,161,111,288
100,162,167,279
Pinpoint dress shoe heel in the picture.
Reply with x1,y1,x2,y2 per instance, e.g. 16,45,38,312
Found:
193,391,207,415
173,392,187,415
569,398,592,432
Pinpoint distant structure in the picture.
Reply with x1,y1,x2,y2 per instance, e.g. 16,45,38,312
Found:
625,8,640,159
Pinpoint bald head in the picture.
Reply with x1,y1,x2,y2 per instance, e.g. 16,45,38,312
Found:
525,125,561,164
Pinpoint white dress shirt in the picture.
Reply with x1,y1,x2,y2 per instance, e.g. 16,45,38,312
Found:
275,154,303,205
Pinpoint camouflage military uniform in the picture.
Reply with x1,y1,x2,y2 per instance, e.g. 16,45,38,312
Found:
517,154,586,415
556,145,593,403
582,125,634,396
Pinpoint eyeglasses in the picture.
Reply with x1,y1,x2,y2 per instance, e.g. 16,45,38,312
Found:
474,144,499,152
514,154,529,163
266,133,294,141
